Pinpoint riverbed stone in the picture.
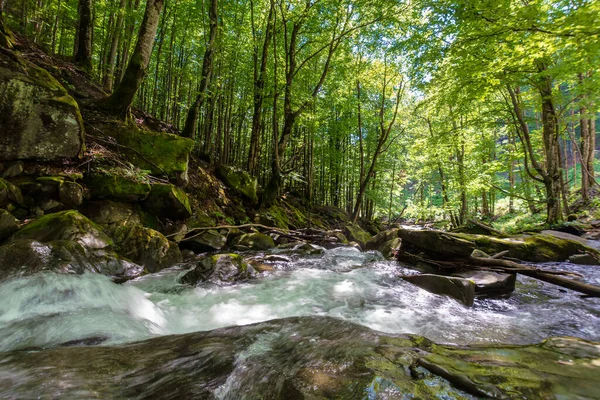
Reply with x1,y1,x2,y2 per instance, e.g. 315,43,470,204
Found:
180,253,253,285
365,228,399,251
0,51,85,161
344,223,371,248
112,225,182,273
0,317,597,399
180,229,227,253
379,237,402,259
452,270,516,297
402,274,476,306
235,232,275,250
568,253,600,265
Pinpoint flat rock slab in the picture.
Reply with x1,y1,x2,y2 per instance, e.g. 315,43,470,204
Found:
453,270,516,296
402,274,475,306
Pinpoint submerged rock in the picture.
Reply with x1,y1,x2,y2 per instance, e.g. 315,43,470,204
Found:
0,51,84,161
402,274,476,306
0,316,598,399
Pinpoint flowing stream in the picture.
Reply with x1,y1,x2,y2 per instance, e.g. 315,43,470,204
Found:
1,246,599,354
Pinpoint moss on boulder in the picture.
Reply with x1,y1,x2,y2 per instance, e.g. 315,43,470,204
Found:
180,253,253,285
180,229,227,253
0,51,84,161
235,232,275,250
216,164,258,203
97,123,194,186
0,208,18,241
112,225,182,273
84,173,151,202
344,223,372,248
142,183,192,220
0,177,23,208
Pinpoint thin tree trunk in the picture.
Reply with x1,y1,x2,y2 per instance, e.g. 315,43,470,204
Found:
103,0,127,91
74,0,93,70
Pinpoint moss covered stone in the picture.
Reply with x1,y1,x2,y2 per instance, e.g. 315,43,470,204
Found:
344,223,372,248
180,229,227,253
180,253,253,285
84,173,151,202
97,123,194,186
0,177,23,208
79,200,143,233
236,232,275,250
0,208,18,241
216,164,258,203
0,51,85,161
112,225,182,273
255,204,290,229
142,183,192,220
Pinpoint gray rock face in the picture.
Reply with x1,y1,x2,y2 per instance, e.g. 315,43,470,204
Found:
568,253,600,265
453,270,516,297
0,52,84,161
402,274,476,306
181,229,227,253
180,253,253,285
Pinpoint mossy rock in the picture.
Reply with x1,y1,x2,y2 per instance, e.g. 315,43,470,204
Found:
365,228,399,251
142,183,192,220
0,177,23,208
402,274,476,306
13,210,112,249
84,173,151,202
180,253,253,285
255,204,290,229
398,229,476,259
79,200,143,233
112,225,182,273
379,237,402,259
0,208,18,241
97,123,194,186
235,232,275,250
180,229,227,253
0,51,85,161
1,316,598,398
216,164,258,203
344,224,372,248
185,211,217,229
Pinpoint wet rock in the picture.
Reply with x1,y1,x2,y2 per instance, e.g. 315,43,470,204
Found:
112,225,182,273
262,254,291,263
58,180,83,207
216,164,258,203
180,253,253,285
84,173,151,202
398,229,476,258
402,274,475,306
274,241,324,255
142,183,192,220
8,210,142,281
344,223,371,248
180,229,227,253
452,270,516,297
0,209,18,241
365,228,399,251
0,317,597,399
378,237,401,259
0,51,85,161
79,200,143,232
235,232,275,251
568,253,600,266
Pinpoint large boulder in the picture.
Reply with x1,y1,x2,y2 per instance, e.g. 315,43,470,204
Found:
142,183,192,220
112,225,181,273
180,229,227,253
0,208,18,241
402,274,476,306
79,200,144,232
344,223,371,248
95,123,194,186
452,270,516,297
0,317,598,399
216,164,258,203
365,228,399,251
180,253,253,285
235,232,275,251
0,51,84,161
398,229,476,258
7,210,142,281
84,173,151,202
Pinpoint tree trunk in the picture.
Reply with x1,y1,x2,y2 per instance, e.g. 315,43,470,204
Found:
182,0,217,139
74,0,93,71
102,0,164,118
103,0,127,92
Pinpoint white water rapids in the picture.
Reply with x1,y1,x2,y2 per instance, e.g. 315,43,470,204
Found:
1,246,599,352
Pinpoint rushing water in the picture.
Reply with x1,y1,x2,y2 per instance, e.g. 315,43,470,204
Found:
0,246,599,353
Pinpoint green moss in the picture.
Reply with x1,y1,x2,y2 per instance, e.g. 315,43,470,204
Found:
85,173,151,202
216,165,258,203
142,183,192,220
